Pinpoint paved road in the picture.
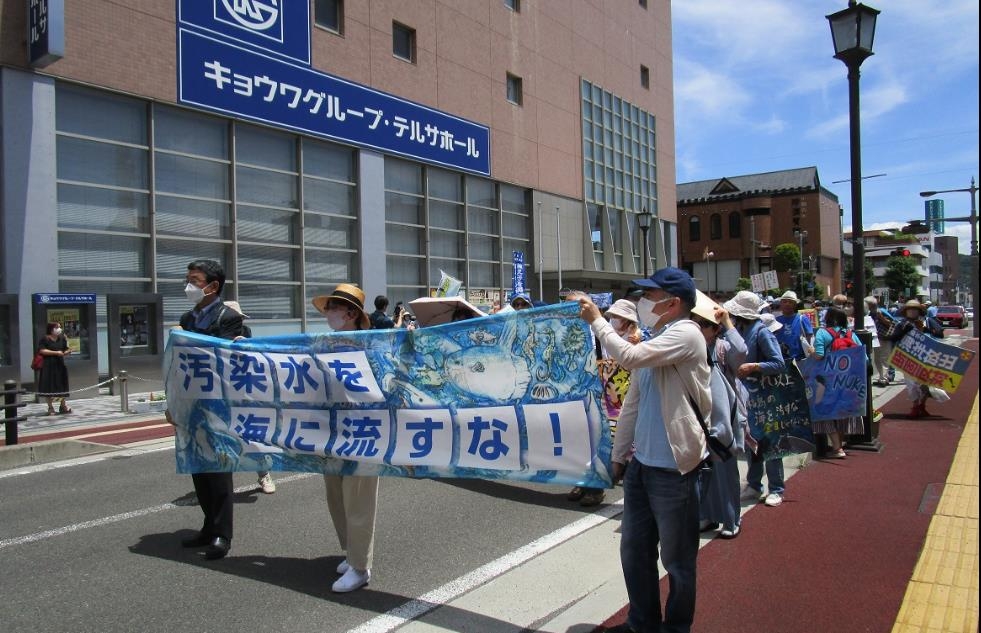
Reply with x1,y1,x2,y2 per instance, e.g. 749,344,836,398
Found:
0,444,622,633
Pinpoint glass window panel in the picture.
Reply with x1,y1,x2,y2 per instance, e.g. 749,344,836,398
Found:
238,283,300,319
58,232,148,278
385,158,422,194
468,207,499,235
710,213,722,240
386,224,425,255
236,124,297,171
237,206,297,244
429,259,464,283
238,244,296,280
469,234,498,261
156,195,230,239
468,261,499,287
502,212,529,239
503,238,528,264
386,255,425,285
303,139,355,181
156,153,229,199
303,177,355,216
58,184,149,233
386,192,424,224
501,185,528,213
154,106,227,158
608,208,622,252
729,212,742,238
56,84,146,145
314,0,343,32
688,216,701,241
304,213,355,248
57,137,148,189
587,204,602,251
429,168,463,201
430,200,464,230
430,229,465,258
236,166,297,207
305,248,357,282
466,177,495,206
155,240,232,280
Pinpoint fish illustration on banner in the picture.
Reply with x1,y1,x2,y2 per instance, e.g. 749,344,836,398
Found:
799,346,867,422
164,301,613,488
744,364,815,460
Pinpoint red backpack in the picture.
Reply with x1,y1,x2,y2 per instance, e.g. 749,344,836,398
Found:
825,327,857,351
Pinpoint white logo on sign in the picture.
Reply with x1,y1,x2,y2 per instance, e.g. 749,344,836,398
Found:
220,0,279,32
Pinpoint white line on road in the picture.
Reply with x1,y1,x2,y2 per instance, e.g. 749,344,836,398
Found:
345,499,625,633
0,473,315,551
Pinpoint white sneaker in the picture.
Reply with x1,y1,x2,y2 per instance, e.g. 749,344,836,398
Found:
258,473,276,494
739,486,762,502
764,492,783,507
719,525,741,539
336,559,350,575
332,567,370,593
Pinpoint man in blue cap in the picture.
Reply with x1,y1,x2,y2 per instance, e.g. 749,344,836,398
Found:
576,267,711,633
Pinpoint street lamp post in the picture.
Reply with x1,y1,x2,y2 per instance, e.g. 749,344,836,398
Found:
703,247,715,295
919,178,979,337
638,207,653,278
827,0,881,451
795,229,808,296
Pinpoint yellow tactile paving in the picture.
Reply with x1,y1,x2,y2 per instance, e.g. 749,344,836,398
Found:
892,394,980,633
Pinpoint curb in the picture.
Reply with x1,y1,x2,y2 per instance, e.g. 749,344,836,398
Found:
0,438,121,470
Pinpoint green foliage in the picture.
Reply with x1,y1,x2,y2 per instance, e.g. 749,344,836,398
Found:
736,277,752,291
772,243,800,273
884,256,920,298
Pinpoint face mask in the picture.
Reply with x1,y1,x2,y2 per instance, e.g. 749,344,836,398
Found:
53,328,63,336
325,307,349,331
637,296,673,330
185,282,209,304
610,317,626,330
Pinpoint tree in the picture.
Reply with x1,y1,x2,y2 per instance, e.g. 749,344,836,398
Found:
772,243,800,273
736,277,752,291
884,256,920,300
843,257,875,293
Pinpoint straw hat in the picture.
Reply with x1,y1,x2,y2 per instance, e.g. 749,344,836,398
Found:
901,299,924,316
690,290,720,325
778,290,800,304
312,283,370,330
605,299,639,324
722,290,764,320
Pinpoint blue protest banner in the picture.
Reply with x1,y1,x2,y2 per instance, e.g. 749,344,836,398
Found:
177,30,491,176
799,346,868,422
512,251,525,295
744,364,814,460
165,302,612,488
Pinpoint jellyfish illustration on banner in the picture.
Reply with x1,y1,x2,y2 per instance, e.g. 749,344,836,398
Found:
164,301,613,488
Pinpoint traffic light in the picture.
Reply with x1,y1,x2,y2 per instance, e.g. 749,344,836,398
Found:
890,247,911,257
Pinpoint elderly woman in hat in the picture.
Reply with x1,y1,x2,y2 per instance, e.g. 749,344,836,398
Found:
721,291,787,507
311,283,377,592
890,299,946,418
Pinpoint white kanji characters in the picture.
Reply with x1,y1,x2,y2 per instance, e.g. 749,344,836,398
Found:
424,123,439,146
302,89,324,113
392,115,409,137
456,406,521,471
232,73,253,96
390,408,453,467
204,60,232,90
279,83,303,108
323,95,347,121
254,74,278,102
365,108,383,129
439,129,455,150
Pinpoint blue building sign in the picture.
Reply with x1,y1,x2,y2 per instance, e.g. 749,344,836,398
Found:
178,0,310,65
33,293,96,304
925,199,944,234
176,2,491,176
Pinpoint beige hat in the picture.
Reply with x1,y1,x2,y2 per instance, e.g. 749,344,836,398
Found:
223,300,248,318
723,290,764,320
605,299,639,324
690,290,720,325
901,299,924,316
778,290,800,304
760,312,783,332
312,283,371,330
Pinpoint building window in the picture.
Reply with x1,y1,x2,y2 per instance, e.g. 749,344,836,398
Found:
505,0,520,12
688,216,701,242
710,213,722,240
314,0,343,34
506,73,523,106
729,212,741,238
639,0,648,8
640,65,650,90
393,22,416,63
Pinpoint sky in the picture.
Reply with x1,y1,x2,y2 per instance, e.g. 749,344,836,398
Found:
671,0,980,254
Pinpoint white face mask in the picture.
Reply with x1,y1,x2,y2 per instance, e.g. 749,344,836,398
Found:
637,296,673,330
53,328,63,336
184,282,209,304
325,307,349,331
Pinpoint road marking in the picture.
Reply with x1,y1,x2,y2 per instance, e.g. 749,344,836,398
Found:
345,499,625,633
0,444,175,479
0,473,315,551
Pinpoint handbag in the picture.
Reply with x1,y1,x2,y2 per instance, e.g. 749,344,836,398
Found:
686,392,734,463
31,352,44,371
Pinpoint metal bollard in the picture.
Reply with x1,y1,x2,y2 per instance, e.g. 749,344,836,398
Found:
118,370,130,413
4,379,27,446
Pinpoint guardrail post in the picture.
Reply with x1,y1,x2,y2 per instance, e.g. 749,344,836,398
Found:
118,371,130,413
4,379,22,445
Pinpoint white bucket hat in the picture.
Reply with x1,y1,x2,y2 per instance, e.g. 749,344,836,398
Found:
723,290,764,320
605,299,639,323
778,290,800,304
759,312,783,332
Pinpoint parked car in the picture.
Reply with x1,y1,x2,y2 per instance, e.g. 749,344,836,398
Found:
935,305,968,329
966,308,975,322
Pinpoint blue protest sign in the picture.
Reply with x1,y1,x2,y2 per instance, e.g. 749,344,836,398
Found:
165,302,612,488
512,251,525,295
744,364,814,460
799,346,868,422
177,30,491,176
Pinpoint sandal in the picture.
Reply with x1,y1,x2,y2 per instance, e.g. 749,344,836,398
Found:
46,408,56,416
567,486,585,502
59,406,73,415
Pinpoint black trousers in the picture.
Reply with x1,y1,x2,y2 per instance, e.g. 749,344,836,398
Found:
191,472,234,541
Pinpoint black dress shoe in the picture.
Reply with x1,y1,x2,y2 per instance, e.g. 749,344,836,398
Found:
204,537,230,560
181,533,210,548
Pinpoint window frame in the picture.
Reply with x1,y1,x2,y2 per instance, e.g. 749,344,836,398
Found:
506,73,523,106
314,0,344,34
392,21,417,63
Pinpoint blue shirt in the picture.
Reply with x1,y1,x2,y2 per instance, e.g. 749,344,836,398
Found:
630,365,678,469
191,299,222,331
775,312,814,360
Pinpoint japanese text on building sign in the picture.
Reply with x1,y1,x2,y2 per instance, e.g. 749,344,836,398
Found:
165,302,612,488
